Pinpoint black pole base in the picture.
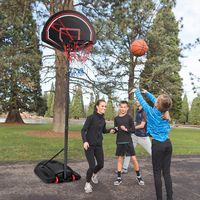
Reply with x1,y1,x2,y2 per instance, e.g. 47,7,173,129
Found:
34,150,81,184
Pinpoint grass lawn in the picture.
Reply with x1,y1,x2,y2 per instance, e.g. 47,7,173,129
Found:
0,123,200,162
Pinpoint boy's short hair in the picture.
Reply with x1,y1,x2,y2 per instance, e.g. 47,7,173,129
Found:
158,94,172,112
119,100,129,106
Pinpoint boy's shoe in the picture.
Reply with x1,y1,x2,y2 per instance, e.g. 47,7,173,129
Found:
136,176,144,186
114,178,122,186
84,182,93,193
115,168,128,174
91,173,98,184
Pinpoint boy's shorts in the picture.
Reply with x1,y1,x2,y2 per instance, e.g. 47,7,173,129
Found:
115,142,135,156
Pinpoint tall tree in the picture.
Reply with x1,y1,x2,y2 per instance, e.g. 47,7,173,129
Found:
140,2,183,120
105,99,115,121
70,85,85,119
188,96,200,125
87,92,95,116
39,0,74,132
80,0,156,101
0,0,43,123
179,94,189,124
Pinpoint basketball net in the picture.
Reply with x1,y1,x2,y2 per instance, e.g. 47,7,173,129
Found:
63,42,93,63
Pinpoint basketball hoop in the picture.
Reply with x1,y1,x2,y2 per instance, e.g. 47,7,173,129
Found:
42,10,96,63
63,41,93,63
41,10,96,182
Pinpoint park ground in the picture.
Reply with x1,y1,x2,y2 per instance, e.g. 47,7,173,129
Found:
0,122,200,199
0,155,200,200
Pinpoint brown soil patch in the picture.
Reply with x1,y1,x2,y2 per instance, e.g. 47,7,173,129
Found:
27,131,81,139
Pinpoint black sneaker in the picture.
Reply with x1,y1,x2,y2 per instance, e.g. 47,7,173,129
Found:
136,176,144,186
114,178,122,186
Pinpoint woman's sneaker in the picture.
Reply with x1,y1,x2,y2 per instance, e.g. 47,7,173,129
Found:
136,176,144,186
84,182,93,193
91,174,98,184
114,178,122,186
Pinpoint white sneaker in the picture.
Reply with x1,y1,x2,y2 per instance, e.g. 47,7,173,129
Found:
91,173,98,184
84,182,93,193
114,178,122,186
136,176,145,186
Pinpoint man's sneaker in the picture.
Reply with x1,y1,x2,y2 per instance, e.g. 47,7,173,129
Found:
136,176,144,186
122,168,128,174
84,182,93,193
115,168,128,174
91,173,98,184
114,178,122,186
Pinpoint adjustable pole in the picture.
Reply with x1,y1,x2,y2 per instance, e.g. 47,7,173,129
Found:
64,59,70,179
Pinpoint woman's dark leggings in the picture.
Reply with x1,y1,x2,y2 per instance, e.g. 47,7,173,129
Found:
85,146,104,182
152,139,173,200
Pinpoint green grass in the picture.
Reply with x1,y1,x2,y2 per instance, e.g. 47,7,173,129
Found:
0,123,200,162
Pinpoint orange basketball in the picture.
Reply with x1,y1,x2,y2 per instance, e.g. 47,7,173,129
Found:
130,39,148,57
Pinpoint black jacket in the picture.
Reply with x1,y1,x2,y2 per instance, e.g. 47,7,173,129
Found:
81,111,109,146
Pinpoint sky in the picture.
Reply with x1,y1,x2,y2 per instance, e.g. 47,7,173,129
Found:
173,0,200,104
41,0,200,105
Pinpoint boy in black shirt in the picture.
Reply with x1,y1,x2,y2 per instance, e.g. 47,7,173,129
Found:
114,101,144,186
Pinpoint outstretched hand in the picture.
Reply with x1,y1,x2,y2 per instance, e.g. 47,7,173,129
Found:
129,88,137,94
141,89,147,94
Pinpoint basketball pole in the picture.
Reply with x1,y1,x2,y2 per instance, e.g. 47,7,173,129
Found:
64,59,70,180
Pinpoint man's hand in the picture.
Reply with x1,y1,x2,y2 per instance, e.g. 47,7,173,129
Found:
129,88,137,94
141,89,147,94
120,125,128,132
83,142,89,150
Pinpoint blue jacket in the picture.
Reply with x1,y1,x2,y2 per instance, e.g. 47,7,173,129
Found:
135,89,171,142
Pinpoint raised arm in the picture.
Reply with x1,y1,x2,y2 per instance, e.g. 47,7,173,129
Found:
134,88,151,114
143,89,157,104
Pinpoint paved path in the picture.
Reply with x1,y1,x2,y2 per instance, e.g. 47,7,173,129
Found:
0,156,200,200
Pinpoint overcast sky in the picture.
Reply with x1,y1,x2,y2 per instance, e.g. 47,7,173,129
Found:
173,0,200,104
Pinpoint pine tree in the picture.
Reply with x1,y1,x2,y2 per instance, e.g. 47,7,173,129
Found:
179,94,189,124
0,0,43,123
140,3,183,120
87,93,95,116
188,96,200,125
105,99,115,121
70,85,85,119
45,83,55,117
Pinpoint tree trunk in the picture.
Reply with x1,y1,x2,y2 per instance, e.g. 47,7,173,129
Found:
128,55,136,101
51,0,74,133
5,109,24,123
53,50,68,132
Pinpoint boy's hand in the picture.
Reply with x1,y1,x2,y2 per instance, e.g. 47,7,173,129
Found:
120,125,128,132
83,142,89,150
110,128,116,134
141,89,147,94
129,88,137,94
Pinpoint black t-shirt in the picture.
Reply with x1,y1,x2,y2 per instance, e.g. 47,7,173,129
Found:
135,109,147,137
114,114,135,144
